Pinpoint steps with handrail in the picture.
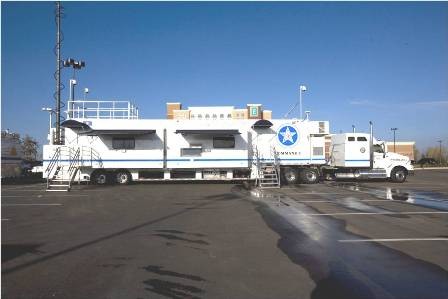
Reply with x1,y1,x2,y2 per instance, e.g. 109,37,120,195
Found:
45,146,102,191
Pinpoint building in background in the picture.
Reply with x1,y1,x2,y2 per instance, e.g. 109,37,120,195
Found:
166,102,272,120
1,130,25,178
386,141,415,161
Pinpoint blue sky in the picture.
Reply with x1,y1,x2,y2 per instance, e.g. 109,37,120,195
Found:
2,1,448,152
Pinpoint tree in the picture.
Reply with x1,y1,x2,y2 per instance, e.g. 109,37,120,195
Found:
413,144,421,162
22,135,38,161
424,146,447,165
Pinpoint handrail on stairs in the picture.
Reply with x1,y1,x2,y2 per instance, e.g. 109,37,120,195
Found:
46,145,102,191
46,147,61,189
67,147,81,189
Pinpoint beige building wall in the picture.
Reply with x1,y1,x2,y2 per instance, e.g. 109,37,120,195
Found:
166,103,182,119
262,110,272,120
325,135,332,160
386,142,415,161
232,109,248,119
173,109,190,120
167,102,269,120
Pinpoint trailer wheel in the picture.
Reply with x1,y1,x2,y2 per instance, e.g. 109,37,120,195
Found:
282,167,299,185
300,168,319,184
391,167,407,183
115,170,132,185
92,170,108,185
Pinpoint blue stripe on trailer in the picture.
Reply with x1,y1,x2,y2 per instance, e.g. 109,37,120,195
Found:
43,158,327,162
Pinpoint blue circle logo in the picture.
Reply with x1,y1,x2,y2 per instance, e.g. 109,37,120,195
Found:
278,125,298,146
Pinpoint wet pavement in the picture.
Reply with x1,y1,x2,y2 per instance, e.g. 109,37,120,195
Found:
2,170,448,298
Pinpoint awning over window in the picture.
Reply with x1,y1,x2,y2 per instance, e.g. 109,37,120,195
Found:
252,119,273,129
175,129,240,135
81,129,156,136
61,119,92,130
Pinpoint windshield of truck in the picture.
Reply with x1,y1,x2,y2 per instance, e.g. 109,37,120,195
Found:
373,144,384,153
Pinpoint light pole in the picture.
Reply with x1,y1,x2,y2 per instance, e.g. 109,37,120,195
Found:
391,128,398,152
83,87,89,100
63,58,85,118
42,107,55,144
437,140,442,165
299,85,307,120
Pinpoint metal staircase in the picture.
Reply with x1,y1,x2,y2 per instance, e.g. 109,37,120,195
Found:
46,146,80,191
254,146,281,189
45,146,102,191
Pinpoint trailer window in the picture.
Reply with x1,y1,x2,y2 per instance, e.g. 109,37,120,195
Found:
313,147,323,156
181,148,202,156
357,137,368,141
213,136,235,148
112,137,135,149
348,137,355,141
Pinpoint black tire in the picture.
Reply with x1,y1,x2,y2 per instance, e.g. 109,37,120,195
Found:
390,167,407,183
115,170,132,185
92,170,108,185
300,168,319,184
282,167,299,185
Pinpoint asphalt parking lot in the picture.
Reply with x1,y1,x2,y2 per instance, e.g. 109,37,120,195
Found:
2,170,448,299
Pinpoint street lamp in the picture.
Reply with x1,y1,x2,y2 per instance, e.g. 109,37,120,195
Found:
63,58,86,117
42,107,55,144
299,85,307,120
83,87,89,100
391,128,398,152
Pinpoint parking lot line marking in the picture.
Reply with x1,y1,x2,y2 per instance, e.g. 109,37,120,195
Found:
1,203,62,206
2,189,102,192
2,184,47,190
2,195,88,198
289,211,448,216
339,238,448,243
1,219,10,221
279,192,349,195
2,190,49,192
293,199,404,203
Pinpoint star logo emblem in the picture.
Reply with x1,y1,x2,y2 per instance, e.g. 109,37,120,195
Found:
278,125,298,146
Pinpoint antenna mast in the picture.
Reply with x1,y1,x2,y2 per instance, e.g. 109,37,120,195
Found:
55,1,62,144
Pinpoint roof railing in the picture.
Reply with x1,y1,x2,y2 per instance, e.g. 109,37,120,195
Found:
66,100,139,120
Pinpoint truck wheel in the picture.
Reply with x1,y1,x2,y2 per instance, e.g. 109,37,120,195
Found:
391,167,407,183
282,167,299,185
300,168,319,184
92,170,108,185
116,170,132,185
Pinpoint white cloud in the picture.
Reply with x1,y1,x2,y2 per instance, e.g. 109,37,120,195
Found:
412,101,448,107
349,99,448,109
349,99,375,106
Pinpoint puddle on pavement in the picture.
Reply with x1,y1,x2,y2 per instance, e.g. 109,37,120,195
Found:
330,183,448,211
247,192,448,299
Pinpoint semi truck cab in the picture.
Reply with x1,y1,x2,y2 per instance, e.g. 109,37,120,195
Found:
372,140,414,182
327,133,413,182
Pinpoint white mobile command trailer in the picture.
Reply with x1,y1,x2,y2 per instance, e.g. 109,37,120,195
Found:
43,101,413,190
42,100,412,191
323,124,414,183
